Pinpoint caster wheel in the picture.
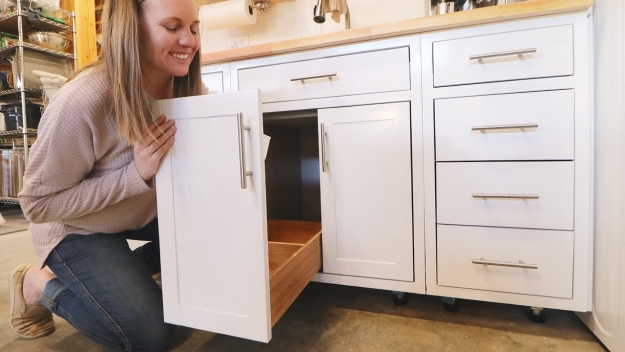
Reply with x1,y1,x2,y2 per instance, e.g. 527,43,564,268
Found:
392,291,408,306
443,302,459,313
442,297,459,313
526,307,546,324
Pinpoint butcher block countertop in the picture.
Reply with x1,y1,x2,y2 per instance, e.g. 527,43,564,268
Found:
201,0,592,65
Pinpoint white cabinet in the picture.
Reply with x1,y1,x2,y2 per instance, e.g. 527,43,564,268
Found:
422,12,592,312
233,36,423,294
201,63,231,94
200,72,224,94
157,10,594,343
319,103,413,281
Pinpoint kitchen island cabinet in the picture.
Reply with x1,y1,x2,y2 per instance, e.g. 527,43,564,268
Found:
155,2,593,343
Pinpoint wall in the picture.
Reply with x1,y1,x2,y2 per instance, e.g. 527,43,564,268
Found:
578,1,625,351
200,0,427,53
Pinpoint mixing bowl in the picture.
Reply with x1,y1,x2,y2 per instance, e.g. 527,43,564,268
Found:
28,31,69,51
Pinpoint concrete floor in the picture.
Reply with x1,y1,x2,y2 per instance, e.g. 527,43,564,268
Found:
0,205,607,352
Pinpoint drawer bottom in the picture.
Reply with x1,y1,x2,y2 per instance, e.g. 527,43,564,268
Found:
437,225,573,299
268,220,321,326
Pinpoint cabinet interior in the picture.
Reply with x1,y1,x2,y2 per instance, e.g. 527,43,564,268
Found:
263,110,321,222
263,110,323,326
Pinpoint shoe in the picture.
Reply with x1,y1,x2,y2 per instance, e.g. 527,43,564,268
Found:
9,264,55,339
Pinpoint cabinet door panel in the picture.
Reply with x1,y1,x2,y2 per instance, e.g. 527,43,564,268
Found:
319,102,413,281
152,90,271,342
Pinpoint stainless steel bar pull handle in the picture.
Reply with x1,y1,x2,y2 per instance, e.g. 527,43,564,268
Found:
321,123,328,173
472,193,539,200
470,48,537,61
237,113,253,189
291,73,337,82
472,257,538,270
472,123,539,131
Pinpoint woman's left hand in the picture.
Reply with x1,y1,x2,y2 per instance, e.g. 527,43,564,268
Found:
134,115,176,182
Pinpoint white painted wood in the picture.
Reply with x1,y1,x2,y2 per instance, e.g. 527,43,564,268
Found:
152,90,272,343
438,225,574,298
435,90,575,161
201,72,224,94
409,35,427,295
569,9,594,313
421,29,439,299
238,47,410,103
579,1,625,350
312,272,420,293
433,25,573,87
230,37,412,75
201,63,231,93
230,35,426,294
436,161,575,230
319,102,413,281
433,284,581,311
422,13,593,312
261,90,413,114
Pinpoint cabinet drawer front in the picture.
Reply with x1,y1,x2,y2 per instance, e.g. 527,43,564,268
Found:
435,90,575,161
238,47,410,103
437,225,574,298
436,162,574,230
433,25,573,87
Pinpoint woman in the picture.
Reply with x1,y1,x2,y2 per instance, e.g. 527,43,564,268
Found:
9,0,203,350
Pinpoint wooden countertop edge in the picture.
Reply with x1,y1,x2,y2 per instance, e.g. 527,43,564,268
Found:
200,0,593,65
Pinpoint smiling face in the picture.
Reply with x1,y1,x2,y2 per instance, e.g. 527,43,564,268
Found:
138,0,200,83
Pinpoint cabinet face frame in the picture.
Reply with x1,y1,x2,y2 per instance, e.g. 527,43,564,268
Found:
228,35,427,295
421,12,593,311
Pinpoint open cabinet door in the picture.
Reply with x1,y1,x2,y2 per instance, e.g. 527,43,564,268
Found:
152,90,271,342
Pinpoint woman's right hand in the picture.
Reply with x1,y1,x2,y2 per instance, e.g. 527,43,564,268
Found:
134,115,176,182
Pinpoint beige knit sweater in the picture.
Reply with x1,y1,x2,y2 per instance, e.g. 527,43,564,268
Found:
18,68,157,268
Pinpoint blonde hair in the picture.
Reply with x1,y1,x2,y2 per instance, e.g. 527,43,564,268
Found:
72,0,203,143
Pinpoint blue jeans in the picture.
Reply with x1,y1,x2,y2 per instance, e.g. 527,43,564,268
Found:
38,219,176,351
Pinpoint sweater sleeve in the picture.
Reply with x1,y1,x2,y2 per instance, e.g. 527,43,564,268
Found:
18,86,151,224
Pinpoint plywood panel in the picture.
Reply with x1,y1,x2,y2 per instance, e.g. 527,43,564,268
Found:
268,227,321,326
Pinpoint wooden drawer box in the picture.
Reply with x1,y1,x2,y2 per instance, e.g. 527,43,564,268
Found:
437,224,574,299
436,161,574,230
238,47,410,103
435,90,575,161
433,25,573,87
267,220,321,326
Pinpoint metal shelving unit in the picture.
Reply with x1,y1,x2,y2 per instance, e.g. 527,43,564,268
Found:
0,197,21,204
0,1,77,204
0,42,76,59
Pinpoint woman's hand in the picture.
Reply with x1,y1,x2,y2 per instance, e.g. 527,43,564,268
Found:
134,115,176,182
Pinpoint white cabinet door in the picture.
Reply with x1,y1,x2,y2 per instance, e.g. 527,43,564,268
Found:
152,90,272,342
319,102,413,281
